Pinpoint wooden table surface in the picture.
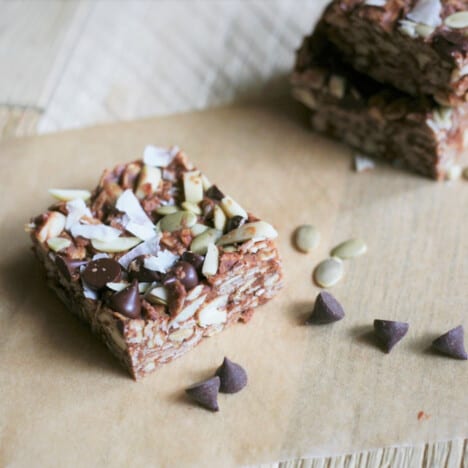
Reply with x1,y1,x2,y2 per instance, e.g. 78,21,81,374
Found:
0,1,466,466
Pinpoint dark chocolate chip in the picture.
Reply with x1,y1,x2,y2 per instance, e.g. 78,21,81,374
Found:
433,31,468,59
306,292,345,324
373,319,409,353
107,279,141,319
225,215,246,233
205,185,225,201
55,255,87,282
215,357,248,394
432,325,467,360
200,198,215,221
81,258,122,290
165,261,199,291
181,251,205,273
185,376,220,412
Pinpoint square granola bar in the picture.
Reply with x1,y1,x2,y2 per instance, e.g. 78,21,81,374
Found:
29,147,283,380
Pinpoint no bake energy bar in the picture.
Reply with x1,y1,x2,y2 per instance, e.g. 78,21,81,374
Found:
29,147,283,380
321,0,468,106
292,27,468,179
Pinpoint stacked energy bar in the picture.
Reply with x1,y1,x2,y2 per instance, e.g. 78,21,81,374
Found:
292,0,468,179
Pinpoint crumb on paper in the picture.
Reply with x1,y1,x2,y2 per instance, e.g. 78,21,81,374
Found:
354,154,376,173
417,411,430,421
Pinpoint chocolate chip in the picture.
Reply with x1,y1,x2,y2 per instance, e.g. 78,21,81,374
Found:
306,292,344,324
55,255,87,281
200,198,215,221
205,185,225,201
373,320,409,353
225,215,245,233
433,31,468,59
128,256,162,283
107,279,141,319
176,261,199,290
215,357,248,394
185,376,220,412
181,251,204,273
81,258,122,290
432,325,467,360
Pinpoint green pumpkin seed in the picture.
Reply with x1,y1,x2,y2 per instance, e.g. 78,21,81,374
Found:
331,239,367,259
294,225,320,253
190,228,222,254
160,211,197,232
313,257,344,288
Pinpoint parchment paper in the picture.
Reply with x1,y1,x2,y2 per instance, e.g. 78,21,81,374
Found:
0,100,467,467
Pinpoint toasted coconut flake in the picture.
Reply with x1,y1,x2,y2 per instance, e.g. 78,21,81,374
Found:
116,189,155,240
407,0,442,27
117,235,160,269
143,250,179,273
70,223,121,242
354,154,376,173
65,199,92,229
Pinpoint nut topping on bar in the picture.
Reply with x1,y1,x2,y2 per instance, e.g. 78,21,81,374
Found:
29,146,283,379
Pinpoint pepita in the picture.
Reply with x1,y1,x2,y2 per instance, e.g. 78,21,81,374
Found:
313,257,344,288
445,11,468,29
190,228,222,254
160,211,197,232
156,205,179,215
294,225,320,253
331,239,367,259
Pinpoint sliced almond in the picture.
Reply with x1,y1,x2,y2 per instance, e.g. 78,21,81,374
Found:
91,236,141,253
172,294,206,324
216,221,277,246
445,165,462,181
46,236,72,252
328,75,346,99
146,285,169,305
213,205,227,232
156,205,179,215
135,165,161,198
202,243,219,277
37,212,67,242
183,170,203,204
186,284,204,301
190,228,222,254
181,201,202,215
292,87,317,110
200,173,212,191
191,223,209,236
160,211,197,232
168,327,195,343
198,296,228,327
106,282,129,292
220,196,248,219
49,189,91,202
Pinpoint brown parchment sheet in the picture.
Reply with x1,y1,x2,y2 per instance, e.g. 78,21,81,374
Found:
0,100,467,467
